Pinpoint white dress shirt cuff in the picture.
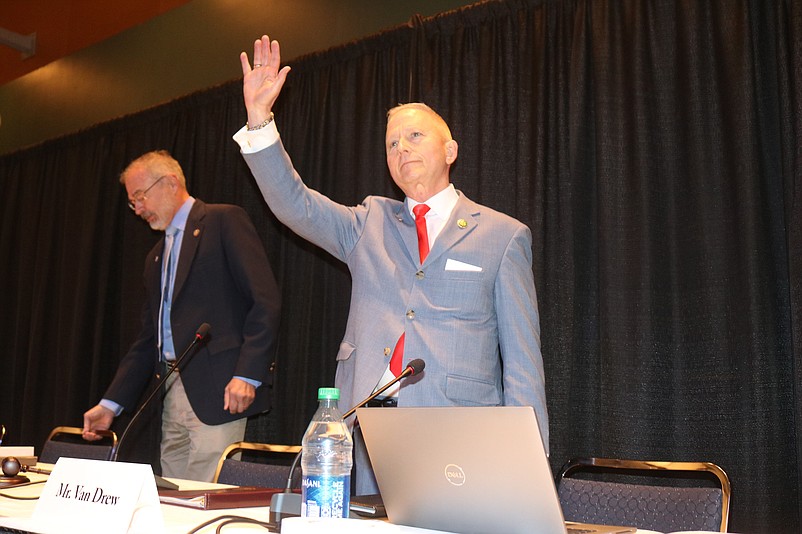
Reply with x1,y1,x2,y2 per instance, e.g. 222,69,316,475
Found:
233,120,280,153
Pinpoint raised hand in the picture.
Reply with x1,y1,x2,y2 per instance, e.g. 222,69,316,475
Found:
239,35,291,128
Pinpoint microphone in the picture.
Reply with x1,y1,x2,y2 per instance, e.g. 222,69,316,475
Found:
269,358,425,525
341,358,425,420
108,323,211,488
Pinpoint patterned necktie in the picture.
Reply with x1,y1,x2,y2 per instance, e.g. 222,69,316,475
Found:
389,204,431,376
157,226,178,352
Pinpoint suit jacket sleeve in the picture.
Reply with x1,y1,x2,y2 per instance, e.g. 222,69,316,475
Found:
242,139,365,262
102,243,163,411
217,205,281,382
495,223,550,454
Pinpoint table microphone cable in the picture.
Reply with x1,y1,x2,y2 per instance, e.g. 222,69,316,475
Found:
0,479,47,499
185,514,278,534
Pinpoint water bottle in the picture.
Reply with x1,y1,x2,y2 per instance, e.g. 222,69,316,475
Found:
301,387,353,518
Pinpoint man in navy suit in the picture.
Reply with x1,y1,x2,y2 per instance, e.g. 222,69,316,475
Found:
83,150,280,482
235,36,548,494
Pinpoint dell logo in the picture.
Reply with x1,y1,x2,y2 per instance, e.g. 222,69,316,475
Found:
444,464,466,486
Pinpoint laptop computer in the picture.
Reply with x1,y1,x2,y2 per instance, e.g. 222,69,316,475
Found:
355,406,636,534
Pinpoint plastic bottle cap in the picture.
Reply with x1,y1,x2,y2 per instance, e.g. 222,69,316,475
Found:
318,387,340,400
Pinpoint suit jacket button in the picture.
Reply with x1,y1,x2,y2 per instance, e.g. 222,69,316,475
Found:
416,270,425,279
406,310,415,320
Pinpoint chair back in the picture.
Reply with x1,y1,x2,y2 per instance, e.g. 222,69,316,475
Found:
556,457,731,532
39,426,117,464
213,441,302,489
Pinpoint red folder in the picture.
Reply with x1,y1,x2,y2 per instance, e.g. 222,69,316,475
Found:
158,486,284,510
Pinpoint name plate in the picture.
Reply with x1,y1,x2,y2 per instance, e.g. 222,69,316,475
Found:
31,457,163,534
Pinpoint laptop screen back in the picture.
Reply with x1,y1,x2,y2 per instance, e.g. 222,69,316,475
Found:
356,406,566,534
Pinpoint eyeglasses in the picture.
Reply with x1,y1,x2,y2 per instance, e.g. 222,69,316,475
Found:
127,174,168,211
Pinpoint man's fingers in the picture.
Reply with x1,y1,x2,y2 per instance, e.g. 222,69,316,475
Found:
239,51,252,76
267,39,281,71
254,36,267,66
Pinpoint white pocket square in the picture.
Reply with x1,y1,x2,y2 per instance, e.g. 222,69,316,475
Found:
445,258,483,272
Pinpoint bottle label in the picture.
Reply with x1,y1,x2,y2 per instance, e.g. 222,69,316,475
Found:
301,473,351,518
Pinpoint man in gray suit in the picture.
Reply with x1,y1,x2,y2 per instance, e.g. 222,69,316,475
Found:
234,35,548,494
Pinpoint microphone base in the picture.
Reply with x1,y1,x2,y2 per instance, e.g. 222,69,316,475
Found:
269,492,301,527
0,475,30,487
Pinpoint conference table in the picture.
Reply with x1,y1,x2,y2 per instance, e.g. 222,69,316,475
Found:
0,467,687,534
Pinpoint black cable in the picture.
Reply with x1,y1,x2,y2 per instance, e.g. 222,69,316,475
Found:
185,514,278,534
215,518,277,533
0,479,47,499
0,493,41,500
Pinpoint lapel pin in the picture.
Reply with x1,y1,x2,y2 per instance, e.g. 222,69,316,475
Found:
457,219,468,229
384,347,391,356
193,228,200,237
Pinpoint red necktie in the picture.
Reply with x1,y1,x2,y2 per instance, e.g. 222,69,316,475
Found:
413,203,431,263
390,204,431,376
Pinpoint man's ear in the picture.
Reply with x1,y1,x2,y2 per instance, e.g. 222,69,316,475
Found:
165,173,180,192
445,139,459,165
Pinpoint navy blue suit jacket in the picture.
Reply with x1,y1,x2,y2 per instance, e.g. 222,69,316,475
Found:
104,200,281,425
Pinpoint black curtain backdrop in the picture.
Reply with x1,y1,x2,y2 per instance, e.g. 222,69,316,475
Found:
0,0,799,531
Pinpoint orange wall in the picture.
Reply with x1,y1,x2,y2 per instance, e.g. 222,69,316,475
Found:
0,0,192,86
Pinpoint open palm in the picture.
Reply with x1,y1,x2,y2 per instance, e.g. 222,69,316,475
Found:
240,35,291,125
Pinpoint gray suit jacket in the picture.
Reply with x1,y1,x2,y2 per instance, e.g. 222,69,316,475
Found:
243,138,548,490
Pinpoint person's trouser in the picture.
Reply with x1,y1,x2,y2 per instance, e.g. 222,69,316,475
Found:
160,373,247,482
